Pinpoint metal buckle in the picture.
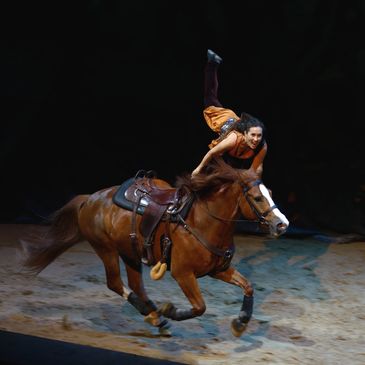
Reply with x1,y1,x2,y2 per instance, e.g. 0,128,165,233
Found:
224,250,232,259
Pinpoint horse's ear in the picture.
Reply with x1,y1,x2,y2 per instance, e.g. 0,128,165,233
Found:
268,188,272,197
246,167,259,179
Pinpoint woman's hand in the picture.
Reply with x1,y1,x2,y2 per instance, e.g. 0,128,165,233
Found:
191,135,236,178
191,166,201,177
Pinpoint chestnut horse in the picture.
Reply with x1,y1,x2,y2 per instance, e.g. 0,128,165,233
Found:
19,161,289,336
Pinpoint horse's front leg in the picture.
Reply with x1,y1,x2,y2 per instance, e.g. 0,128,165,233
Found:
211,266,254,337
159,272,206,321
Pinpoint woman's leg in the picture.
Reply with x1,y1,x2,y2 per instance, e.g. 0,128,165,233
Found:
204,50,223,108
202,50,239,137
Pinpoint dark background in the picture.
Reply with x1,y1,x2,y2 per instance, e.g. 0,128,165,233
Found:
1,0,364,234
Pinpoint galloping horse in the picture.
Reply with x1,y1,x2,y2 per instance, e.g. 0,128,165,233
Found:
19,161,289,336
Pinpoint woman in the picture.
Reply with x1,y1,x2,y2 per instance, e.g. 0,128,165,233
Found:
192,49,267,178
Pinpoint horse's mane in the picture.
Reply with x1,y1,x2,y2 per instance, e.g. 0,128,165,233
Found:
175,158,258,196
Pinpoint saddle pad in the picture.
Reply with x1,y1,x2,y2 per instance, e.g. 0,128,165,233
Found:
112,177,145,215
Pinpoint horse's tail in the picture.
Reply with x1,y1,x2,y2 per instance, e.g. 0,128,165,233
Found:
19,194,89,274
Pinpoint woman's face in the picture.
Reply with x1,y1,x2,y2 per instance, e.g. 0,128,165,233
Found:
244,127,263,149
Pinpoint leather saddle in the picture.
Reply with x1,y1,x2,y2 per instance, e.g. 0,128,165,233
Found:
112,171,193,265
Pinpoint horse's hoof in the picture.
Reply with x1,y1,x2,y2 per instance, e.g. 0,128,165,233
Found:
231,318,248,337
144,311,169,328
158,302,176,318
158,323,172,337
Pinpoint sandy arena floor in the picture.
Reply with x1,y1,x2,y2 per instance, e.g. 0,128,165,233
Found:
0,224,364,364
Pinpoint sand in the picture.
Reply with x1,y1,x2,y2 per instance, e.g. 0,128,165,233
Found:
0,224,364,365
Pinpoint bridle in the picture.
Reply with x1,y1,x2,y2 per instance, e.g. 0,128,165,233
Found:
242,180,278,225
201,179,278,226
175,178,277,271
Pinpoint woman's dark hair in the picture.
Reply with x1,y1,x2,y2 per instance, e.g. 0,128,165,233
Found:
236,112,266,135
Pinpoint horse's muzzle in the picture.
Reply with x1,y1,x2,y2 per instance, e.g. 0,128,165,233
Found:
273,222,288,237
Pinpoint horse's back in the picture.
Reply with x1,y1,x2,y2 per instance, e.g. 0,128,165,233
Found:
77,178,173,251
149,178,172,189
78,186,128,239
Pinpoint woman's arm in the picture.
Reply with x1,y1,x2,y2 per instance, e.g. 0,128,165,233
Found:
192,132,237,176
250,143,267,178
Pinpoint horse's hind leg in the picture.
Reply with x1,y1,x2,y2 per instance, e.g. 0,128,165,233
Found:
211,266,253,337
93,247,131,299
122,260,170,330
93,246,163,325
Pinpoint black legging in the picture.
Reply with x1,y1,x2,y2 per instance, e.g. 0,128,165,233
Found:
204,62,223,108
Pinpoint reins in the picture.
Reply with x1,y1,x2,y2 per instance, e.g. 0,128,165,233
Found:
173,175,276,267
202,198,261,224
174,179,262,258
198,179,277,226
243,180,278,224
177,214,234,259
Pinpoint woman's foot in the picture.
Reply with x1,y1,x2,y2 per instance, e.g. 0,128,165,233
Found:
207,49,222,64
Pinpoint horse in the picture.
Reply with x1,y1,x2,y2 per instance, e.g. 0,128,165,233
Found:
19,160,289,336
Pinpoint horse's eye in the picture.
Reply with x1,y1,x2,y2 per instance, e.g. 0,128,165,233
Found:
254,196,263,203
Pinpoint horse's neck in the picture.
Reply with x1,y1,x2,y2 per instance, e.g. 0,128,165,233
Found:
192,183,241,232
210,184,240,217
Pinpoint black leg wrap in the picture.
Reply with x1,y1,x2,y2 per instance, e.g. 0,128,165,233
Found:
174,308,194,321
127,292,152,315
239,295,254,323
145,299,157,313
160,303,194,321
161,303,177,319
157,319,169,328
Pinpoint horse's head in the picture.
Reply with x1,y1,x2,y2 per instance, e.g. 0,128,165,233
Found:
179,159,289,237
238,171,289,237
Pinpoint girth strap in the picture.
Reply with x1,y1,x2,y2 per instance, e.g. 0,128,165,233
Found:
130,194,142,256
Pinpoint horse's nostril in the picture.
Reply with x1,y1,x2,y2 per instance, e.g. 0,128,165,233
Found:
277,223,288,233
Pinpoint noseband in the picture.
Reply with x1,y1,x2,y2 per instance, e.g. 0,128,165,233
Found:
242,180,277,225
